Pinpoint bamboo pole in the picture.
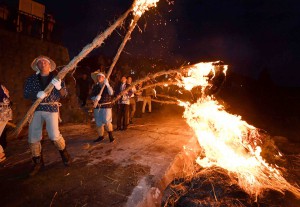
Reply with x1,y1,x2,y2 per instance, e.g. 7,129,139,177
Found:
156,94,180,102
93,14,142,108
151,99,177,105
96,63,197,107
12,4,134,137
93,0,160,107
96,81,179,107
112,80,178,104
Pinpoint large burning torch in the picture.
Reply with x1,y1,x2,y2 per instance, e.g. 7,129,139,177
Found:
93,0,160,108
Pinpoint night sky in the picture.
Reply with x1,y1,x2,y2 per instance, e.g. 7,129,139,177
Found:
36,0,300,86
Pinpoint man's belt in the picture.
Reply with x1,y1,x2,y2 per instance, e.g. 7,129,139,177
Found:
39,102,62,107
37,102,62,122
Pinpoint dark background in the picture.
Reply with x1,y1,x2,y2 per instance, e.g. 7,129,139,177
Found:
1,0,299,141
34,0,300,87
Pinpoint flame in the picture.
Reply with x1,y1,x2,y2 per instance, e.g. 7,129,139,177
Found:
132,0,159,17
179,62,300,197
180,62,222,90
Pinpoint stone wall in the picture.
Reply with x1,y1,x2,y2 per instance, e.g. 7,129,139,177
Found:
0,29,85,124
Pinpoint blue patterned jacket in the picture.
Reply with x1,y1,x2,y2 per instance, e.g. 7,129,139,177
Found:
24,72,67,112
91,83,113,108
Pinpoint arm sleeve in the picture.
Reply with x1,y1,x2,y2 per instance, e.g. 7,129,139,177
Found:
107,85,114,96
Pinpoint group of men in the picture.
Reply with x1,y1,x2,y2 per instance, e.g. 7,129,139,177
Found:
0,55,156,177
95,74,155,132
90,72,155,138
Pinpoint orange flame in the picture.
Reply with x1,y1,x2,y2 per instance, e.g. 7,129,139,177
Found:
179,62,300,197
132,0,159,17
179,62,227,91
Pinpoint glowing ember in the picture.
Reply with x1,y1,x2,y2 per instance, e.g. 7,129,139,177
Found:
178,62,300,197
132,0,159,17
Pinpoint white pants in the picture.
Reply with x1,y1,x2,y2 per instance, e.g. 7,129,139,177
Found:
29,111,66,157
142,96,152,113
94,108,112,127
28,111,63,143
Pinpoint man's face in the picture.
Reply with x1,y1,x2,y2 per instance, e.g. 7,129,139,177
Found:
97,75,105,83
127,77,132,84
121,76,127,83
37,59,51,75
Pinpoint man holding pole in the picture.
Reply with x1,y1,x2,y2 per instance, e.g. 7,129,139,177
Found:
91,70,115,143
24,56,70,176
115,76,132,131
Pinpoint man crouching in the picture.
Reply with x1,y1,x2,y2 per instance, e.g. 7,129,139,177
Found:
24,55,71,176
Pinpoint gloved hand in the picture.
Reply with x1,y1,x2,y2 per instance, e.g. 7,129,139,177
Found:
51,78,62,90
93,95,101,108
37,91,47,99
95,95,101,101
104,78,110,86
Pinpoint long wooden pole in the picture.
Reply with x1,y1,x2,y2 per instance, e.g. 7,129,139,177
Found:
95,62,217,107
12,5,134,137
96,65,193,107
93,14,142,108
93,0,161,107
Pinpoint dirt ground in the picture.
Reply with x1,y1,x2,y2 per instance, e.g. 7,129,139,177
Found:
0,136,151,207
0,105,193,207
0,99,300,207
0,159,149,207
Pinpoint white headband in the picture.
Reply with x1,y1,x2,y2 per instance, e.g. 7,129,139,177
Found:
36,58,51,74
97,72,105,77
37,58,50,64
